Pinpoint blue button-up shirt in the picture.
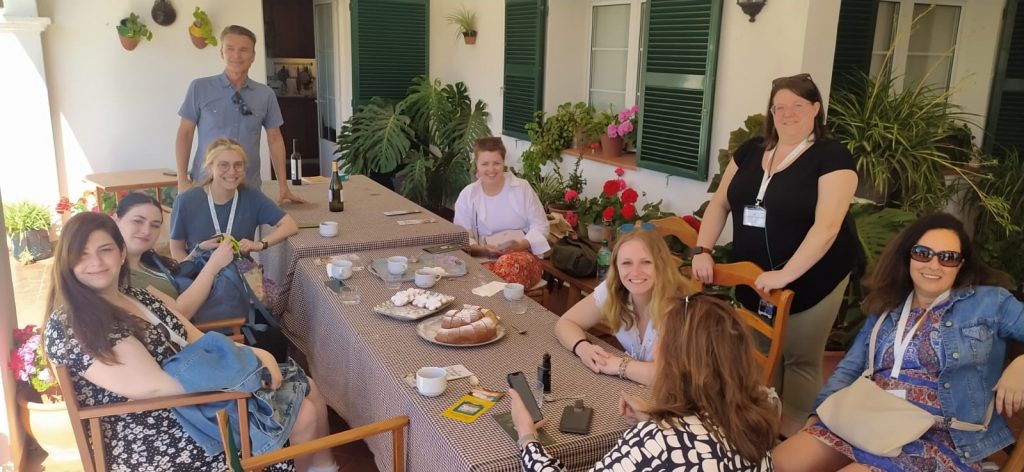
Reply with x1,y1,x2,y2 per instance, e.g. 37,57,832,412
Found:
178,73,284,188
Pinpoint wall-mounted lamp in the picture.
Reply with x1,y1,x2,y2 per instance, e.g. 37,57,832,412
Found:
737,0,766,22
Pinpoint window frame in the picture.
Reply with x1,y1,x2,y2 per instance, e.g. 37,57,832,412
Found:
583,0,646,113
872,0,967,92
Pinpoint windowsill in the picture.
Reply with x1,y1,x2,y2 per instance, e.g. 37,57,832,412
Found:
560,147,637,170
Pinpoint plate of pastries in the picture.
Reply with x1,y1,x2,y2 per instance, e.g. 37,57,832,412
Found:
374,288,456,321
417,304,505,347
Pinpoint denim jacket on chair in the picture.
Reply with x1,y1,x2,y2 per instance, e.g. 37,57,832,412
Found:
161,331,309,456
813,286,1024,462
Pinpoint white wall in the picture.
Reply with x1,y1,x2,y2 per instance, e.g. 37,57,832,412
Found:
951,0,1005,137
38,0,266,198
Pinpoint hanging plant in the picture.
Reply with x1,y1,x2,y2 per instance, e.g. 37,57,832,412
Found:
446,6,478,44
151,0,177,26
188,7,218,49
116,13,153,51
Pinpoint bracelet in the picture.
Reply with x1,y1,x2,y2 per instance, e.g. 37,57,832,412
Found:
571,338,590,357
618,356,631,380
517,432,539,449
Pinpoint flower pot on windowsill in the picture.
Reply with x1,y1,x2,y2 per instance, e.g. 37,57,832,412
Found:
548,203,572,217
462,31,477,45
17,387,79,463
601,135,624,158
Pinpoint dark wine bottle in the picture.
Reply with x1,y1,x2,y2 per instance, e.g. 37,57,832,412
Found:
290,138,302,185
329,161,344,212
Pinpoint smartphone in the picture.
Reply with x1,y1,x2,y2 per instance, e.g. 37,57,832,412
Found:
507,371,543,422
559,400,593,435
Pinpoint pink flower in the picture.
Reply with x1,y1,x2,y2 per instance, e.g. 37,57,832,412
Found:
620,188,638,205
617,120,633,136
614,167,625,177
564,189,578,202
602,206,616,222
607,123,619,138
565,211,578,227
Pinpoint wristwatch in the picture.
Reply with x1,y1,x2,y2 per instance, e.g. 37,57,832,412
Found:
690,246,712,258
260,240,269,251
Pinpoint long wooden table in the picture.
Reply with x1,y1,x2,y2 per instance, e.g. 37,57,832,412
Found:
83,168,178,210
260,176,469,313
282,249,645,471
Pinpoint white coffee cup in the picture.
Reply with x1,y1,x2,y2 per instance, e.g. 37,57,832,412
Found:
416,366,447,397
414,269,442,288
327,259,354,280
387,256,409,275
504,282,525,301
319,221,339,238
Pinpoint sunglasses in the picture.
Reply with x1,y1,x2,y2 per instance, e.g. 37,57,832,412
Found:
910,244,964,267
231,91,253,116
771,73,812,87
618,222,656,233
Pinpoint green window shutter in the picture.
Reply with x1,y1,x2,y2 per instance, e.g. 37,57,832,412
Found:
636,0,722,180
351,0,428,108
985,0,1024,159
502,0,547,140
830,0,880,93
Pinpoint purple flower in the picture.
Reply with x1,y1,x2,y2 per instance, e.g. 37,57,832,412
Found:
618,121,634,136
607,123,619,138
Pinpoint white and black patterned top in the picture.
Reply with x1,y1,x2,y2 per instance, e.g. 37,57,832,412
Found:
43,287,293,472
521,416,773,471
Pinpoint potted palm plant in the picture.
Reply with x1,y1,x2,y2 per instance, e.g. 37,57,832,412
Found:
446,6,478,44
116,13,153,51
188,7,217,49
4,201,52,263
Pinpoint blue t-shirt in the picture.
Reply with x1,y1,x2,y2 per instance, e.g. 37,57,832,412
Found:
178,73,284,189
170,186,286,251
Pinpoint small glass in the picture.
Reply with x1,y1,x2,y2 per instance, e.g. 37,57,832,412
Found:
385,273,402,290
509,297,528,315
339,286,361,305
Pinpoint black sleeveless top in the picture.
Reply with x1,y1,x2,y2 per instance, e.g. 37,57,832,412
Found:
726,136,857,313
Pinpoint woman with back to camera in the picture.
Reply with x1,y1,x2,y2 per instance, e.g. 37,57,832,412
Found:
115,192,233,320
774,213,1024,471
692,73,858,436
44,212,339,471
452,136,549,287
511,294,778,470
554,226,690,386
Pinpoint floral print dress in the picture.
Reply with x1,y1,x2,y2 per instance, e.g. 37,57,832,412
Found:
806,300,981,471
43,287,293,472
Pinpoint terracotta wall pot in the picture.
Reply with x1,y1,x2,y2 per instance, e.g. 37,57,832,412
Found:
463,32,477,45
119,35,140,51
600,135,624,158
190,31,208,49
17,389,79,463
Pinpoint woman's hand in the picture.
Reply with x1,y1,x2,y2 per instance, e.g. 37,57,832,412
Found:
508,388,548,437
577,343,611,373
691,252,715,283
251,347,282,390
197,236,221,251
618,392,650,424
995,356,1024,417
754,270,791,293
498,239,531,255
596,355,626,377
208,239,235,271
803,415,819,430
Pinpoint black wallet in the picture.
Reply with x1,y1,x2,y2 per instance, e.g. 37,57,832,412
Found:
559,400,593,435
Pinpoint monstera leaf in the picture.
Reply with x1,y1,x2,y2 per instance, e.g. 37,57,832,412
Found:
851,203,917,271
336,99,414,175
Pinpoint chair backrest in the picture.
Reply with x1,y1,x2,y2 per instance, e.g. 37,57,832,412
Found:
217,410,410,472
55,364,251,472
650,216,699,248
698,262,794,385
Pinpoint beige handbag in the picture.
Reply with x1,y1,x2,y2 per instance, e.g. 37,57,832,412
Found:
817,310,992,457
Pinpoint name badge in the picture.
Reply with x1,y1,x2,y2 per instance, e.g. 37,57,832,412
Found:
743,205,767,228
886,389,907,400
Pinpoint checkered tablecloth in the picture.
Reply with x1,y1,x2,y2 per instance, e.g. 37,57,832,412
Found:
260,176,469,313
283,248,646,472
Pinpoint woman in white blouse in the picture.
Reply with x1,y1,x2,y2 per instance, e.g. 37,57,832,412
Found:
453,137,550,287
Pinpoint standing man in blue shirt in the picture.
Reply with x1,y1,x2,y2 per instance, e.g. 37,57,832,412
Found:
175,25,305,204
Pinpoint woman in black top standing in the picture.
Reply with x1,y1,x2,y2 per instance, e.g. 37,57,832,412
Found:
692,73,858,437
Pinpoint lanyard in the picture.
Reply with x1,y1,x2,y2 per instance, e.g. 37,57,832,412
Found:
754,134,813,205
890,290,950,379
206,188,239,237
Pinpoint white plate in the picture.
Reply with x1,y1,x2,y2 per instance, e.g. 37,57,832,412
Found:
416,315,506,347
373,292,455,321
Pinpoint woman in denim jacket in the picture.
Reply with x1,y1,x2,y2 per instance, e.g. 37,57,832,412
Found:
774,213,1024,471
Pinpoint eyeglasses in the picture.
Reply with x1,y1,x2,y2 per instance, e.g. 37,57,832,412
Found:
618,222,656,233
769,101,812,115
910,244,964,267
231,91,253,116
771,73,812,87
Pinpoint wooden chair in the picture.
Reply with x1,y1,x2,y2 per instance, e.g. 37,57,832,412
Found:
650,216,699,248
55,364,252,472
217,410,409,472
696,261,794,385
194,316,247,343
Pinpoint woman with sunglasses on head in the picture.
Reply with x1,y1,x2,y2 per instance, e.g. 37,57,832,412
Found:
115,192,234,320
554,226,690,386
692,73,859,436
453,136,549,287
43,212,339,471
513,294,778,470
774,213,1024,471
169,137,298,262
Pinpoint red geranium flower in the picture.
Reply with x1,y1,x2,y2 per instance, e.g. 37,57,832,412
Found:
602,206,616,222
565,210,578,228
602,180,619,197
614,167,625,177
564,189,578,202
616,179,627,191
620,188,638,205
621,203,637,220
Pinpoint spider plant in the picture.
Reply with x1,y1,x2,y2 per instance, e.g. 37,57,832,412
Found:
445,6,478,39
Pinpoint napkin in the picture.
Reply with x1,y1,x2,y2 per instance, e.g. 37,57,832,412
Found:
420,266,448,277
471,281,507,297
